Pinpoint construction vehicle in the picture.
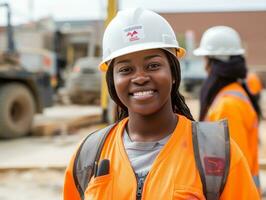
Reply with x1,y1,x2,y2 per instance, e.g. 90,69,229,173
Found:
66,56,101,104
0,3,53,139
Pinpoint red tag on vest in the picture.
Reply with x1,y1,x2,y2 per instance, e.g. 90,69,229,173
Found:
204,157,225,176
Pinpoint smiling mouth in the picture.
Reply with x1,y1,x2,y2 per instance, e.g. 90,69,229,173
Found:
130,90,156,97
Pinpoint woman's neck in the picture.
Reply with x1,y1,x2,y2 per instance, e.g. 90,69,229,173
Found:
127,108,178,142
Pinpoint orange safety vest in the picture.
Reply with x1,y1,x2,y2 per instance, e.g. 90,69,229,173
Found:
64,115,259,199
206,82,259,186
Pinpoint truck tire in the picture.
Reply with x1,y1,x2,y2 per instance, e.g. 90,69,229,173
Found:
0,83,35,138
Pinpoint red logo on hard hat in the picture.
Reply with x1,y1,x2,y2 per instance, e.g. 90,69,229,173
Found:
204,157,225,176
127,30,138,37
123,25,144,42
127,30,139,41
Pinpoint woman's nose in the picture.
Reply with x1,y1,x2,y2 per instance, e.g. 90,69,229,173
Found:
131,71,150,85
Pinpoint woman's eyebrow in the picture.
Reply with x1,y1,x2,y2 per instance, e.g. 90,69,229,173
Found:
116,59,131,64
144,54,162,60
115,54,162,64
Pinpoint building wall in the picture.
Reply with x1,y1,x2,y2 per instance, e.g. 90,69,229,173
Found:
0,30,46,51
161,11,266,69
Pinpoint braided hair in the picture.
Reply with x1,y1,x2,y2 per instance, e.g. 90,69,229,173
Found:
241,80,263,120
106,49,194,121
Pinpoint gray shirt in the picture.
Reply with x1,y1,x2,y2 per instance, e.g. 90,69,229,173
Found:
123,130,171,176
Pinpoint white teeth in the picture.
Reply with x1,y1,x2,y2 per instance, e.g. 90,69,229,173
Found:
133,90,154,96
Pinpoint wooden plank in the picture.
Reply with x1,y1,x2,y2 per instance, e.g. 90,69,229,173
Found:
0,165,66,172
31,114,101,136
260,159,266,170
31,105,102,136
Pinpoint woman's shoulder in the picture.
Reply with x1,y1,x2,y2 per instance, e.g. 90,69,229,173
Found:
210,88,245,115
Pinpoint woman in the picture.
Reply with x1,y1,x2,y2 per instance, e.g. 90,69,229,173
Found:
194,26,261,189
64,9,259,200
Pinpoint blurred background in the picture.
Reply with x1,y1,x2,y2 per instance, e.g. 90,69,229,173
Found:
0,0,265,199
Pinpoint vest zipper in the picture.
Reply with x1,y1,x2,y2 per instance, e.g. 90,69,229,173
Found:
136,174,146,200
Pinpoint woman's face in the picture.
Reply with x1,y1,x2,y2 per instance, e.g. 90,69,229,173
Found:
113,49,173,116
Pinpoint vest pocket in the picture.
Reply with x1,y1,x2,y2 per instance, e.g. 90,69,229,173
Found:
173,188,205,200
85,174,113,200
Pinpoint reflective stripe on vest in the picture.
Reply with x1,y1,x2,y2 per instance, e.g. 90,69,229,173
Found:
220,90,258,129
253,175,260,188
221,90,250,104
192,119,230,200
73,124,116,200
209,90,251,117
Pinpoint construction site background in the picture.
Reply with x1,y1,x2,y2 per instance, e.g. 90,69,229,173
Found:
1,1,266,199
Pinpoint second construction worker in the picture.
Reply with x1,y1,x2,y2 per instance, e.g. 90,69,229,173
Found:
194,26,260,189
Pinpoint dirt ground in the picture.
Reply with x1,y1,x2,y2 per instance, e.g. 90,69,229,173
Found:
0,125,102,200
0,91,266,200
0,169,64,200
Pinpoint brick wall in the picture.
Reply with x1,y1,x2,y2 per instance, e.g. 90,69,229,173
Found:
161,11,266,69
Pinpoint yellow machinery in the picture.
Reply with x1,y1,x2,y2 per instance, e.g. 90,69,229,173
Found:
101,0,118,122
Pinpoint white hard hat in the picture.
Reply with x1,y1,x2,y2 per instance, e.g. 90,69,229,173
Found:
99,8,186,71
193,26,245,57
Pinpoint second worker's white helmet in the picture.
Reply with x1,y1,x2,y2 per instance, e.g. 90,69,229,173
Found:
193,26,245,59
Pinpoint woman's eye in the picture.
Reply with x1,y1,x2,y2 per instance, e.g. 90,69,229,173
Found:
147,63,160,70
118,66,132,74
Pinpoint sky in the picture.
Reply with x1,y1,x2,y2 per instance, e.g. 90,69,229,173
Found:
0,0,266,25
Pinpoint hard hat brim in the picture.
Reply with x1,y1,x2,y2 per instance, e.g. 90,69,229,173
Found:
99,43,186,72
193,48,245,56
